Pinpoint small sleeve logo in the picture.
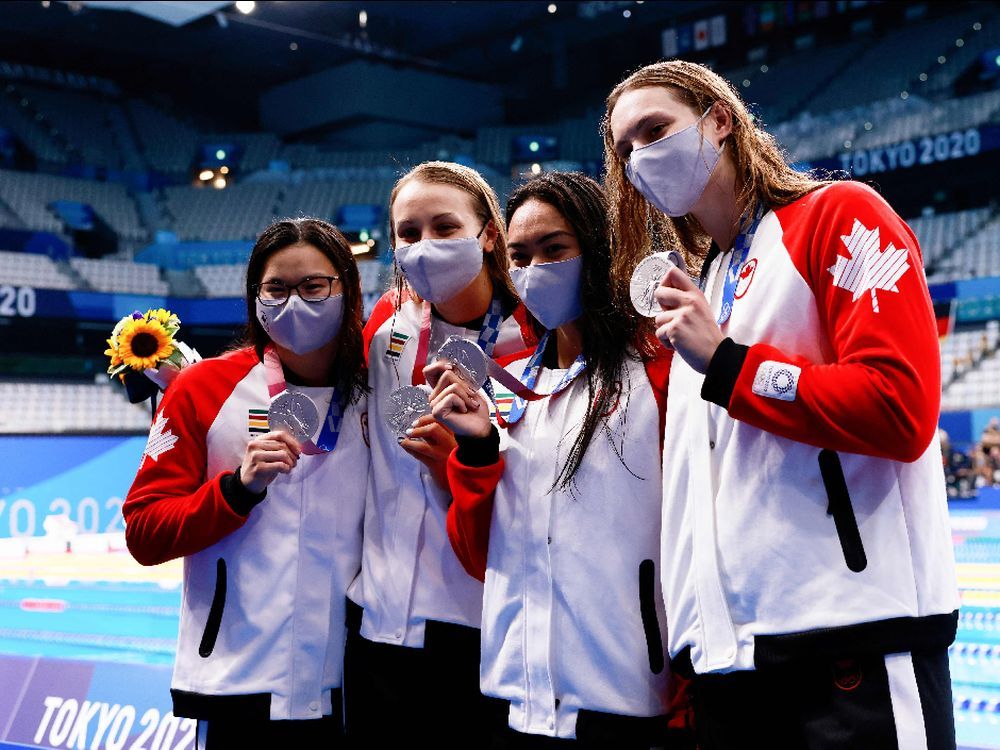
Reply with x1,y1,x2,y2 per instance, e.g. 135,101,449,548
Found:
752,361,801,402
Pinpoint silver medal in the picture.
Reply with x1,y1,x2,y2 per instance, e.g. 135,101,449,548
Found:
630,250,688,318
384,385,432,438
268,391,321,442
436,335,488,388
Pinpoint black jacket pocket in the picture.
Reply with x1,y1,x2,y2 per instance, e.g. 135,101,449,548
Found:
639,559,665,674
819,450,867,573
199,558,227,658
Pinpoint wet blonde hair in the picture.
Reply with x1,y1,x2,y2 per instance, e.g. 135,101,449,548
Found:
602,59,829,281
388,160,518,305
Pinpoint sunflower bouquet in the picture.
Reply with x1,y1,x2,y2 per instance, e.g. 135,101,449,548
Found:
105,308,201,401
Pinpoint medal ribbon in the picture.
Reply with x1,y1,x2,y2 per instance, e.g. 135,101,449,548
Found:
713,206,765,325
494,331,586,426
410,294,506,387
262,344,342,455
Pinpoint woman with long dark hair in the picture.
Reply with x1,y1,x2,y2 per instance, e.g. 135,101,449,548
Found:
123,218,369,747
425,172,691,748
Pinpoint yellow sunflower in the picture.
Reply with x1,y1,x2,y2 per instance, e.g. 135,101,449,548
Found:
117,318,175,371
104,337,122,367
149,308,172,326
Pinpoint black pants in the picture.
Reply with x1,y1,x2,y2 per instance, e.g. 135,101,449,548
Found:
344,601,508,747
198,706,343,748
686,648,955,750
491,715,695,749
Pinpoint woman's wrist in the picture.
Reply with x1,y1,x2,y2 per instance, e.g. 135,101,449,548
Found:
221,468,268,516
455,426,501,467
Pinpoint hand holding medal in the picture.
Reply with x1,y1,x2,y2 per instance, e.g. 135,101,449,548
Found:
652,263,725,374
240,430,301,495
423,358,492,439
629,250,687,318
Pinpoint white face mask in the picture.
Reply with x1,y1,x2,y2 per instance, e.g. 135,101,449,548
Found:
394,236,484,303
256,293,344,355
625,108,722,217
509,255,584,331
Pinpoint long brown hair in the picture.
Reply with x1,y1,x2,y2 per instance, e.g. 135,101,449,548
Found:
602,59,829,282
244,218,368,404
388,161,518,308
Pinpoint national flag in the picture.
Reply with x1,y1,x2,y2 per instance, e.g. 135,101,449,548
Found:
694,19,710,50
249,408,269,434
491,387,516,423
386,330,410,360
934,299,956,340
662,28,678,58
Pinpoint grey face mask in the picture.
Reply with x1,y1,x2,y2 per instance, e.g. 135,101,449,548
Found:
509,255,584,331
256,293,344,355
625,108,722,217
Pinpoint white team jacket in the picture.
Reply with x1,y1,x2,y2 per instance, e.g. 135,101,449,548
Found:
124,348,369,720
350,290,535,647
449,349,675,739
662,181,959,675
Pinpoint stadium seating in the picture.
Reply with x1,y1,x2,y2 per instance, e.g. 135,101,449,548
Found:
192,262,245,298
162,181,282,242
0,381,152,433
127,100,200,176
17,85,128,171
908,207,994,270
0,85,68,165
69,257,168,296
928,216,1000,283
0,169,146,241
0,249,75,290
805,8,986,114
941,321,1000,410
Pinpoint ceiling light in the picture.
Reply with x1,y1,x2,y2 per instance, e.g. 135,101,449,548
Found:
235,1,255,14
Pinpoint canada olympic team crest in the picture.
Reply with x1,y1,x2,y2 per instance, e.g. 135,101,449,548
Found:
734,257,758,300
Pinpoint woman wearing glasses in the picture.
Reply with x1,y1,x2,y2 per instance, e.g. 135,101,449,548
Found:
123,218,369,747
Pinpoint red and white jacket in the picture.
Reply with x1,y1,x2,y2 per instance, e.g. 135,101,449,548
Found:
123,348,369,721
662,181,959,675
446,348,688,740
348,290,536,647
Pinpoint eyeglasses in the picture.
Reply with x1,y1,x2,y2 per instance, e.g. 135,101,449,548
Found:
254,275,341,306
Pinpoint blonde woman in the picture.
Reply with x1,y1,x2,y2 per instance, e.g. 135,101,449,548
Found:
345,162,536,744
605,60,958,749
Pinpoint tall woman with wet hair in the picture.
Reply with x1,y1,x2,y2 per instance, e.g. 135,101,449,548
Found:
426,172,691,748
123,218,369,747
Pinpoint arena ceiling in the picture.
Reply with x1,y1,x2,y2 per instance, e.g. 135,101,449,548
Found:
0,0,724,128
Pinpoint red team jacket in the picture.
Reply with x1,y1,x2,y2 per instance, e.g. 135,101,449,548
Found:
662,181,959,675
123,348,369,721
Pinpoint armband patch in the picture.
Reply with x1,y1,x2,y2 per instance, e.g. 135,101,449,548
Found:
752,361,801,402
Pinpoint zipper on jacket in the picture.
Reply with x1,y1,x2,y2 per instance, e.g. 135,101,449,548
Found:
818,450,868,573
199,558,227,658
639,559,665,674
